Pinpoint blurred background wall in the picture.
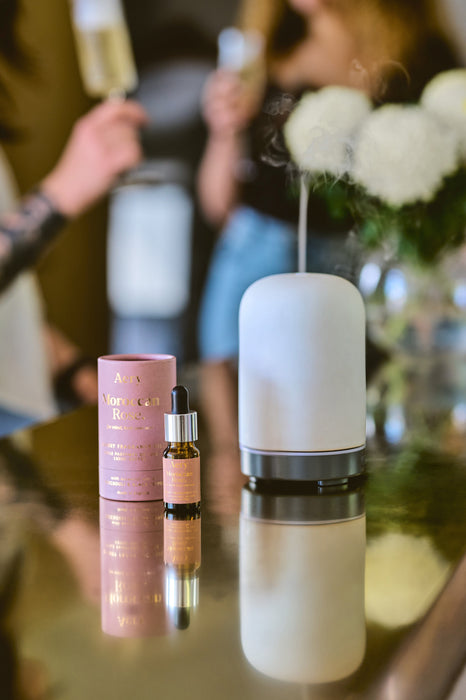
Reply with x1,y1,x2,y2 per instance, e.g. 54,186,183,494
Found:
0,0,464,359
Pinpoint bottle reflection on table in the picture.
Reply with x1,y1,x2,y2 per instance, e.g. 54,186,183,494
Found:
99,498,202,637
240,480,366,691
99,498,168,637
164,511,201,630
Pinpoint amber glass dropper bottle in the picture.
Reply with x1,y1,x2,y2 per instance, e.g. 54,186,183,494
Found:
163,385,201,516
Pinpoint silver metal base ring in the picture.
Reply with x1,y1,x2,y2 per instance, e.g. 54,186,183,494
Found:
240,445,366,482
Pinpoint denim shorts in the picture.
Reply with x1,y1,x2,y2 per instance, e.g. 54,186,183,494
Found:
198,207,296,360
0,406,36,437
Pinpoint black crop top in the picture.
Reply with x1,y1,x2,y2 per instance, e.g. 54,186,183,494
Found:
240,83,353,235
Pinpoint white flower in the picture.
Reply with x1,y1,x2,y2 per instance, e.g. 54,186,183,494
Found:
365,532,450,628
421,69,466,160
284,86,372,176
352,104,459,207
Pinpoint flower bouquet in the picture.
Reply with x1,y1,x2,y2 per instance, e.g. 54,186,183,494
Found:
283,70,466,266
283,72,466,354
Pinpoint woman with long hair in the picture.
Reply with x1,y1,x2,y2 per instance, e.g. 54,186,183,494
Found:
196,0,460,456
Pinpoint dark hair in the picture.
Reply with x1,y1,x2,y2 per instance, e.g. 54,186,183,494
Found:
0,630,19,700
358,0,461,101
269,0,460,102
269,6,307,57
0,0,30,69
0,0,33,140
384,31,461,102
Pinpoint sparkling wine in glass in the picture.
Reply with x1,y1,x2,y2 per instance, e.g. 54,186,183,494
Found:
217,26,265,89
70,0,138,99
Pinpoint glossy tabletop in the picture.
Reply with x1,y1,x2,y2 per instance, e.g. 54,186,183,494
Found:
0,357,465,700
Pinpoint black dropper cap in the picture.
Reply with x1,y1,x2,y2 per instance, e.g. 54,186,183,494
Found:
164,385,198,442
171,385,190,414
171,607,190,630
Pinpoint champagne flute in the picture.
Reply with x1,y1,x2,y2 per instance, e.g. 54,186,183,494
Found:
217,26,265,90
70,0,137,100
69,0,146,187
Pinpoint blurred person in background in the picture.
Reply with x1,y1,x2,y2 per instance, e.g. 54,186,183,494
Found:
0,0,147,436
196,0,460,457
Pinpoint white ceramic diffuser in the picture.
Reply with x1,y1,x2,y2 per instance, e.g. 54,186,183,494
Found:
239,272,366,482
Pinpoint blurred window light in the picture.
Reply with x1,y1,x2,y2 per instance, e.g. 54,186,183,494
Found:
453,282,466,309
384,269,408,311
452,402,466,430
359,262,381,297
384,405,405,444
366,413,376,439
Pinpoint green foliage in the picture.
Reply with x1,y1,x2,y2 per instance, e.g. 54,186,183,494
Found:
365,445,466,561
309,168,466,265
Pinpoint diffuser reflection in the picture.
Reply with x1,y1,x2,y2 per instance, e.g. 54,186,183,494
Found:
240,481,366,687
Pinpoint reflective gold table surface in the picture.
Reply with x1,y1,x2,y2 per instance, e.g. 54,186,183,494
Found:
0,358,465,700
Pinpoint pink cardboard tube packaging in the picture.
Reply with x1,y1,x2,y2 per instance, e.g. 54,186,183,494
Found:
98,354,176,501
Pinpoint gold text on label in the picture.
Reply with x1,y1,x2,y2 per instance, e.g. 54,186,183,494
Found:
114,372,141,384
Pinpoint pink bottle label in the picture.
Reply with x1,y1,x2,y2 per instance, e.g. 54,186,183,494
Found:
163,457,201,504
163,517,201,567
